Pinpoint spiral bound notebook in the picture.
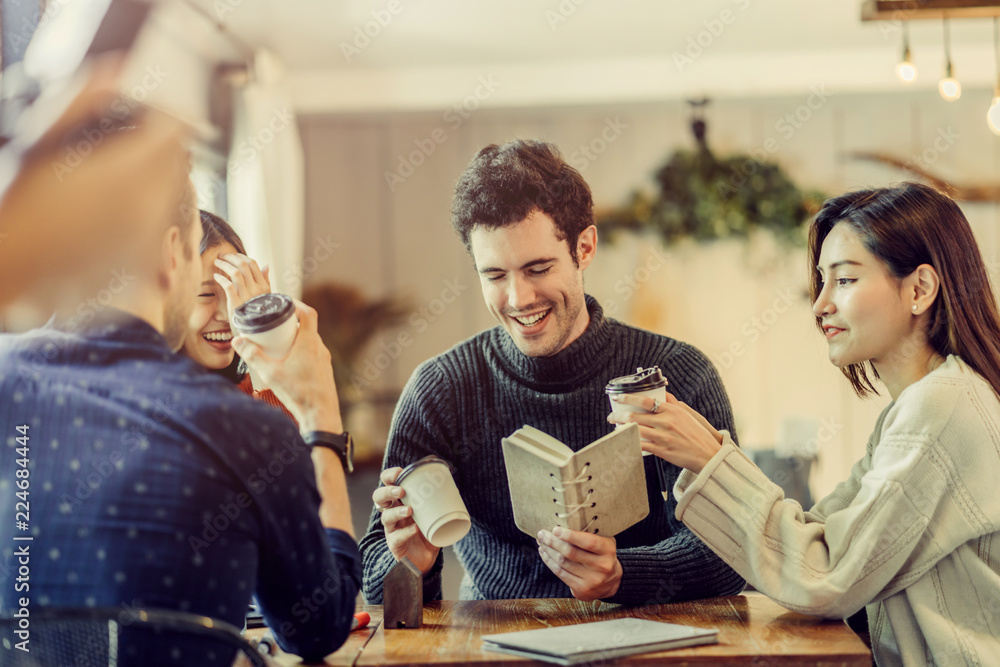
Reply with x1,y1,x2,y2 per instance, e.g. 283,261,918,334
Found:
501,423,649,537
482,618,719,665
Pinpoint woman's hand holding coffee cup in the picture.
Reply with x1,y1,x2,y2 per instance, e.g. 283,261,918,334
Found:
232,299,343,434
372,467,441,576
605,367,669,453
607,392,724,474
212,253,272,323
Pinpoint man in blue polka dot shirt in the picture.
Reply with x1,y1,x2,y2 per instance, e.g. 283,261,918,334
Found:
0,176,361,662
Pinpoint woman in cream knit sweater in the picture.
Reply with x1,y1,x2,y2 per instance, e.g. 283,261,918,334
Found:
610,183,1000,666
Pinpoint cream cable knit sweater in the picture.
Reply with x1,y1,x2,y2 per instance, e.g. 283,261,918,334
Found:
675,355,1000,666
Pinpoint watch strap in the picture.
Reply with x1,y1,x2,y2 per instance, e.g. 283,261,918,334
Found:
303,430,353,473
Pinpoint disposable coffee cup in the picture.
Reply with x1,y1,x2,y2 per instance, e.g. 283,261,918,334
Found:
232,293,299,360
606,366,668,455
395,455,471,548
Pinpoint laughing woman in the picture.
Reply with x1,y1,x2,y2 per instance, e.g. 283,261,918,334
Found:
182,210,296,422
609,183,1000,665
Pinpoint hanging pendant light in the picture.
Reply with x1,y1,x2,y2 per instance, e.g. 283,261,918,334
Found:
939,18,961,101
896,23,917,83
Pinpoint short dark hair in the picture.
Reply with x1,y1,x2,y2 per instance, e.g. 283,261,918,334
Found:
198,210,247,256
451,140,594,265
808,182,1000,398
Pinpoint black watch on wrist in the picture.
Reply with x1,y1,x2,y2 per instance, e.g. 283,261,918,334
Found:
303,430,354,473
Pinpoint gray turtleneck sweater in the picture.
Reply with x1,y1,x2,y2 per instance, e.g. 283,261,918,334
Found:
359,296,746,604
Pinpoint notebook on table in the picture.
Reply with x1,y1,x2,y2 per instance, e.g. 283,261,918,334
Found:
481,617,719,665
501,423,649,537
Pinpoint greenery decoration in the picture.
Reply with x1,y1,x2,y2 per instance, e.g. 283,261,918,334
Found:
597,109,825,246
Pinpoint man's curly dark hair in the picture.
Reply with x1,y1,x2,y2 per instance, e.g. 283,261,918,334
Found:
451,140,594,266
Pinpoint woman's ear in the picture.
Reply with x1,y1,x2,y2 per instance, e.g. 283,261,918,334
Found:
910,263,940,315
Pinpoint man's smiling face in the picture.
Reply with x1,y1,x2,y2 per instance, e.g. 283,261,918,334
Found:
470,209,596,358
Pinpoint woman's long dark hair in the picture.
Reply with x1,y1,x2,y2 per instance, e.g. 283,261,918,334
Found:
199,210,246,256
199,210,248,383
808,182,1000,397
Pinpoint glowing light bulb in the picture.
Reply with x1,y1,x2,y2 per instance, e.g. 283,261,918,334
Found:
988,96,1000,136
939,20,959,102
939,77,961,101
896,60,917,82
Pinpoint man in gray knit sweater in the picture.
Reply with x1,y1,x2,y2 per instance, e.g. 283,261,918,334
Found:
361,140,745,605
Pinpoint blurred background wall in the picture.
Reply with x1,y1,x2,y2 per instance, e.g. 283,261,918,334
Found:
298,89,1000,500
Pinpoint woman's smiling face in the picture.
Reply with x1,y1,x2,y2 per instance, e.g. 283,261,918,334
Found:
812,222,915,370
181,242,238,369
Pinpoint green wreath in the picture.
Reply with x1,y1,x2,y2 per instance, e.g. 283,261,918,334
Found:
598,123,824,246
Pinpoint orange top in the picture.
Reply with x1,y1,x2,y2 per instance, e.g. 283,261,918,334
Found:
236,374,298,426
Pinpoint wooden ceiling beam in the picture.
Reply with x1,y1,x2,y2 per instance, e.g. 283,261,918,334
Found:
862,0,1000,20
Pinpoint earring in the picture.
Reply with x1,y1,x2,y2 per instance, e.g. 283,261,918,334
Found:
912,305,918,313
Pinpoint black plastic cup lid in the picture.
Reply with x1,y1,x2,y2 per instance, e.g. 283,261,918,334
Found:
605,366,666,393
232,293,295,334
395,455,456,486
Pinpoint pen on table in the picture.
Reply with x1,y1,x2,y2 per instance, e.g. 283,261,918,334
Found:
352,611,371,630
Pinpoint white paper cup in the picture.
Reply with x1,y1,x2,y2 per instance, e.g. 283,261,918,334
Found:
232,293,299,359
395,456,471,548
606,367,668,455
608,385,668,420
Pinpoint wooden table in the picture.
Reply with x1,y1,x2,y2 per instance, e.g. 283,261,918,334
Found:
250,594,871,666
244,609,383,667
